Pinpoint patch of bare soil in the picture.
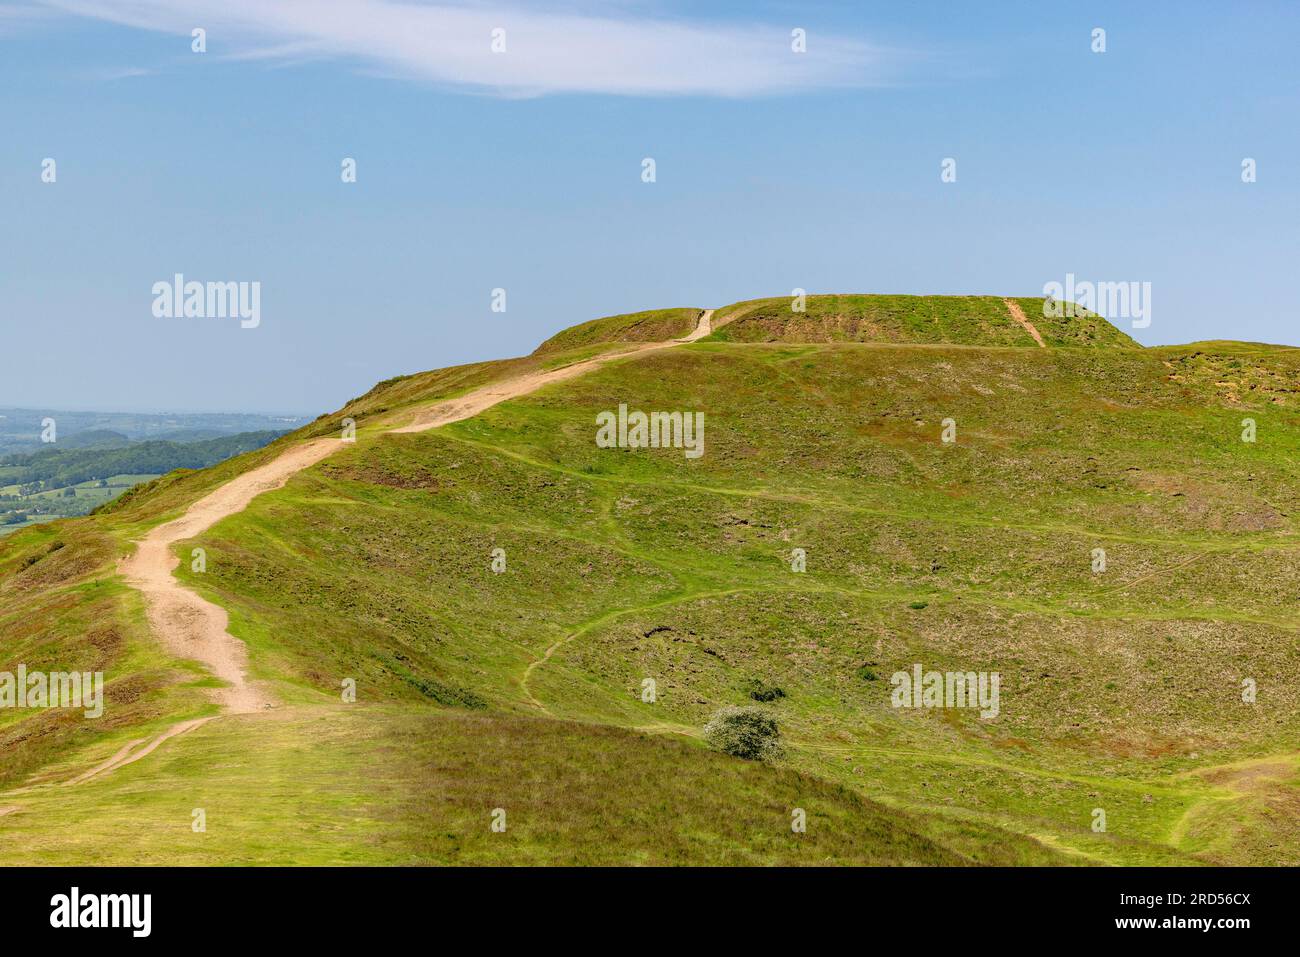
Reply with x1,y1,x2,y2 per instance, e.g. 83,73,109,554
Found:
119,439,340,714
1003,299,1046,348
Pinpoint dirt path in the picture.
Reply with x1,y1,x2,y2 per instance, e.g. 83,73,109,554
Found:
520,582,750,715
1003,298,1046,348
120,439,340,714
124,310,713,712
1166,752,1300,851
392,309,713,434
67,718,215,786
0,309,716,800
16,309,719,793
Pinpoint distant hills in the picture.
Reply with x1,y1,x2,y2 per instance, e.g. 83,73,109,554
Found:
0,431,288,490
0,407,308,457
0,429,289,534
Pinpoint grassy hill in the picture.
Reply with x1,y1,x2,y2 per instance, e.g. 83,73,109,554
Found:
708,295,1140,349
533,307,702,355
2,294,1297,866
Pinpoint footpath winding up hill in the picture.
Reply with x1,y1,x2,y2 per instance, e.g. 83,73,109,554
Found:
2,295,1298,865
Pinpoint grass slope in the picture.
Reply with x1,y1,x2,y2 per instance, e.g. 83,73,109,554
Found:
0,705,1063,865
2,295,1295,866
710,295,1139,349
533,308,700,355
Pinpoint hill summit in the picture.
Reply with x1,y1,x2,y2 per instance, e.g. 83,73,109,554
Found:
533,295,1139,355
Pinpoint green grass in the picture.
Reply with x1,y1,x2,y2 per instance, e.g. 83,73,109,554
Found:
1009,297,1142,348
0,473,164,535
0,523,213,790
0,704,1065,865
2,295,1297,865
532,307,700,355
709,295,1139,349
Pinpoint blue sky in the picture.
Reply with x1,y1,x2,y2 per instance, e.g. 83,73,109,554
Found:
2,1,1297,414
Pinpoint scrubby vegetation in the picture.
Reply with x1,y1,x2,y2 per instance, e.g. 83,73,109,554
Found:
705,706,784,760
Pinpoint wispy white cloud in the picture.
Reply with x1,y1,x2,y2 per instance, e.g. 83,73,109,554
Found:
35,0,907,97
88,64,152,80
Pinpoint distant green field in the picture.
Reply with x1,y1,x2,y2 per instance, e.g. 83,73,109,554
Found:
0,428,287,535
0,473,162,536
2,295,1296,865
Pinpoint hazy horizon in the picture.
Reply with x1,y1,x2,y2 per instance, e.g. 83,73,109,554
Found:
0,402,313,417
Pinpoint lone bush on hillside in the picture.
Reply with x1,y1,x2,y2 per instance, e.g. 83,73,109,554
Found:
704,706,783,761
746,678,786,703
